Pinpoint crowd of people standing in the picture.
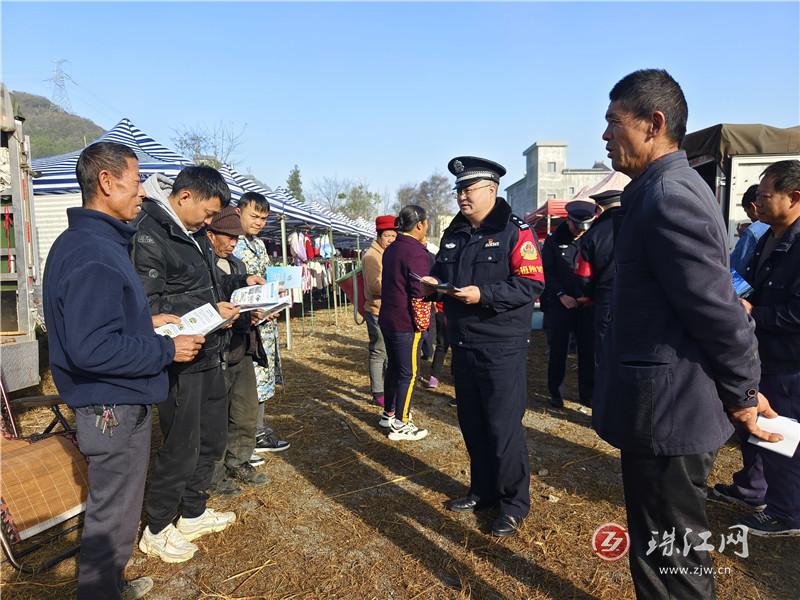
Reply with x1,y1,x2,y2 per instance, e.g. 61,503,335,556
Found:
40,67,798,600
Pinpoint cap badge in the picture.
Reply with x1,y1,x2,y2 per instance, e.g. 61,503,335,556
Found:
453,160,464,174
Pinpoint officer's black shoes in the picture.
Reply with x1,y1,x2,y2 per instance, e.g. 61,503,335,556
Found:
549,395,564,409
491,514,524,537
448,495,481,512
448,495,496,512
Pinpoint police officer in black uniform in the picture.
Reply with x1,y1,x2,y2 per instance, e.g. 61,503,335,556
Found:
541,200,595,408
576,190,623,368
422,156,545,537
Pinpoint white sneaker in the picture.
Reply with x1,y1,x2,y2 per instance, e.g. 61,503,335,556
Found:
138,524,197,563
388,420,429,441
176,508,237,541
378,411,395,428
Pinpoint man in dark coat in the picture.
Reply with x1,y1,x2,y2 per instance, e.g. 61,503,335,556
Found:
131,166,263,562
541,200,596,407
575,189,624,374
43,142,203,598
715,160,800,537
422,156,545,537
595,69,781,599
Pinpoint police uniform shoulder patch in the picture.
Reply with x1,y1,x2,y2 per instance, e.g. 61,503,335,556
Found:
520,240,538,260
510,214,529,230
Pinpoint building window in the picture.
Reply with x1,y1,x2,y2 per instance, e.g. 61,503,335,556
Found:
568,187,575,195
547,162,557,173
546,193,557,200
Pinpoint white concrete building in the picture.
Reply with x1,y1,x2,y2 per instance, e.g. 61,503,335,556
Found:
506,142,611,217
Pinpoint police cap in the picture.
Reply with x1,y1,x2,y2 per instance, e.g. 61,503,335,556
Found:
448,156,507,189
589,189,623,208
565,199,596,230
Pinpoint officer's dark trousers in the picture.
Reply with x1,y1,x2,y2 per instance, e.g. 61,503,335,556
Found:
621,450,717,600
452,344,530,518
74,404,151,600
382,329,422,422
145,366,227,534
547,304,594,404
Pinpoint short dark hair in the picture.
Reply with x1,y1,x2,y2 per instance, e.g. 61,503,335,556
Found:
761,160,800,194
609,69,688,146
171,165,231,207
238,191,270,213
76,142,138,206
741,184,759,208
396,205,427,233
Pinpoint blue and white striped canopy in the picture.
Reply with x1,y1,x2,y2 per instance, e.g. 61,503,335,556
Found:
31,118,373,237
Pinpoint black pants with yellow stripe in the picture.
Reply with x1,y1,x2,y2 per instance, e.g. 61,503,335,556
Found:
381,329,423,423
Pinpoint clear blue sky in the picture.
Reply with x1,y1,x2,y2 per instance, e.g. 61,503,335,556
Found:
4,1,799,204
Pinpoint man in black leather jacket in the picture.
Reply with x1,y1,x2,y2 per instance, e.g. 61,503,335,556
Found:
131,166,261,563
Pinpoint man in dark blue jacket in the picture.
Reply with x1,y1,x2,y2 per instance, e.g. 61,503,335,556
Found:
541,200,596,408
423,156,545,537
43,142,203,599
716,160,800,536
596,69,781,598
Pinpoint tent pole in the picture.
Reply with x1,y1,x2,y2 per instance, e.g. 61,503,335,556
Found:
280,215,291,350
330,227,338,326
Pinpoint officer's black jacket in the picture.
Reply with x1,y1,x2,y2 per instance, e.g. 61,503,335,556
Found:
745,216,800,375
131,199,249,373
594,151,760,456
431,197,544,348
541,221,582,309
578,206,620,308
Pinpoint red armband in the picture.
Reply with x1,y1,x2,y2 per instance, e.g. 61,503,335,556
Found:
510,228,545,282
575,253,592,278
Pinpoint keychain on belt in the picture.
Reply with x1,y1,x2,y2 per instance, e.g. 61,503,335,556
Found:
94,405,119,437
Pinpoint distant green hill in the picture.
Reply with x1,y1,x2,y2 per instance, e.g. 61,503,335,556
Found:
10,91,105,159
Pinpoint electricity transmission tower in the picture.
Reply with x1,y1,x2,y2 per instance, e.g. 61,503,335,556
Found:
45,59,74,113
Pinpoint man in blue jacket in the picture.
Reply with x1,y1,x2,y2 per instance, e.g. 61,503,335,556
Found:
596,69,781,598
43,142,203,600
730,184,770,274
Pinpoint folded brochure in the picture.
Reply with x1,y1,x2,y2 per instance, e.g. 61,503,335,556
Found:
409,271,458,292
748,415,800,458
230,283,280,311
154,303,231,338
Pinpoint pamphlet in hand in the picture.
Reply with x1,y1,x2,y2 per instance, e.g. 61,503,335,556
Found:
731,268,753,298
230,282,280,311
748,415,800,457
154,303,229,338
251,298,293,326
409,271,459,293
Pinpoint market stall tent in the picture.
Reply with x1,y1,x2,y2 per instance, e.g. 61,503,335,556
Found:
31,118,372,270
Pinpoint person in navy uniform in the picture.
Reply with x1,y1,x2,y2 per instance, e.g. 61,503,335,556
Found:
541,200,596,408
421,156,545,537
596,69,780,599
575,189,624,371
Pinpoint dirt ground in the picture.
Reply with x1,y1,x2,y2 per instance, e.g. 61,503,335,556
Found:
2,307,797,599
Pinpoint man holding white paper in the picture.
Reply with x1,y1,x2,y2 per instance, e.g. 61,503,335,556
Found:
131,166,262,562
723,160,800,537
